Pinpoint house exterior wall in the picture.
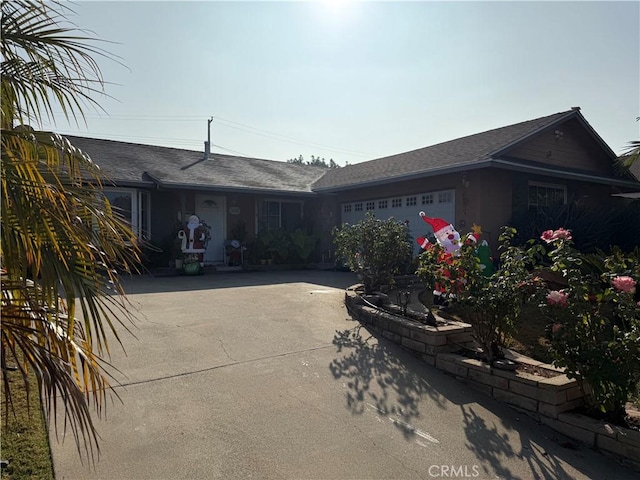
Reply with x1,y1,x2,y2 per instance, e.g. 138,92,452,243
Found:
511,172,614,220
506,119,612,175
457,169,513,246
225,194,256,241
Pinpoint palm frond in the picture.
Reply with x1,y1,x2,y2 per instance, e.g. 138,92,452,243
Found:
2,0,139,461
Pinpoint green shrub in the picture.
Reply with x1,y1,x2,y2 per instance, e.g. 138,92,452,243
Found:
541,230,640,424
333,212,413,293
416,227,545,363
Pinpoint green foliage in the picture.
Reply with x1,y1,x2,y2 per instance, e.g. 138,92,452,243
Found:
541,234,640,423
1,0,140,460
417,227,545,363
287,154,340,168
332,212,413,293
290,228,319,263
254,228,319,264
510,200,640,254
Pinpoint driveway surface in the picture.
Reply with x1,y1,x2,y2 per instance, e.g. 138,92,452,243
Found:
50,270,636,479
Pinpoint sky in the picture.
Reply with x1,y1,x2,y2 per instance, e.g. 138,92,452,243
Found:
47,0,639,165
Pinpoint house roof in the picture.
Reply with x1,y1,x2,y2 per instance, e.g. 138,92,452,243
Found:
65,108,640,196
311,108,629,192
64,136,327,195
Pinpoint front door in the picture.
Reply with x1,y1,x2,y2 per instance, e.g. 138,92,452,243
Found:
195,194,225,264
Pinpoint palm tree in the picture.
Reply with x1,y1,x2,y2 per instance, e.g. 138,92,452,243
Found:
621,140,640,168
1,0,141,461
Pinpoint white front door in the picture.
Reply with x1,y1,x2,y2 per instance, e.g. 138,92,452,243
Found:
195,194,225,264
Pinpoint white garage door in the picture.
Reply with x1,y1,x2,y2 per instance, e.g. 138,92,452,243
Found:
340,190,456,255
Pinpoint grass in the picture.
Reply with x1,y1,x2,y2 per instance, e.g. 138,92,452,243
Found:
1,367,54,480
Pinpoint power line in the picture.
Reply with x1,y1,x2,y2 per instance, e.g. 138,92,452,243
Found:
49,111,373,158
212,116,372,157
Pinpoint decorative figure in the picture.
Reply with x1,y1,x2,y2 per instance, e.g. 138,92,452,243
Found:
416,212,486,305
177,215,210,274
417,213,465,255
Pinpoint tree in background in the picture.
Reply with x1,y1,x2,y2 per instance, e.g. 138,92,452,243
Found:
287,154,341,168
1,0,141,460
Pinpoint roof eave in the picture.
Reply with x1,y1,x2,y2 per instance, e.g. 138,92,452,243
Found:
490,110,578,158
311,160,493,193
492,109,618,161
491,158,640,189
144,172,317,196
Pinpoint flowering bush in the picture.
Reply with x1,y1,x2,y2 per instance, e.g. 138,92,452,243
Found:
541,229,640,424
417,227,545,363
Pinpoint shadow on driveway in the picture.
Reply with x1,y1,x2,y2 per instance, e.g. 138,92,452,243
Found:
329,325,636,480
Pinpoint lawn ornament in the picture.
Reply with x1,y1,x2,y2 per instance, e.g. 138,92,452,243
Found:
178,215,210,274
416,212,485,305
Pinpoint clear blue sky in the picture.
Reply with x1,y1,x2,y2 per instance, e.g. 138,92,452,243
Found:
50,1,639,164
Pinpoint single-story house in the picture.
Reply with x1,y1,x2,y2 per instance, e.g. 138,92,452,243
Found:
66,107,640,266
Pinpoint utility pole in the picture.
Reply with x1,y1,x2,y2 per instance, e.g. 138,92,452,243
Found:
204,116,213,159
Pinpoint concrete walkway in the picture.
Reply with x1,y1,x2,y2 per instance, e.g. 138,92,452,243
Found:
50,270,636,479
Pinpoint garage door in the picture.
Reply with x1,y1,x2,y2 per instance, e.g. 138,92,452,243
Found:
340,190,455,255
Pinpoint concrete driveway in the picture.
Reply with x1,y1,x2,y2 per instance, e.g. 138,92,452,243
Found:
51,270,636,479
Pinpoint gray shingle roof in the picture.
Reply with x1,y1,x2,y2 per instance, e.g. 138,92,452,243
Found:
65,108,632,195
64,136,327,194
311,110,580,191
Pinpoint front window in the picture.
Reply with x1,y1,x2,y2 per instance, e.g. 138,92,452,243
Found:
258,200,303,232
528,182,566,213
103,189,150,239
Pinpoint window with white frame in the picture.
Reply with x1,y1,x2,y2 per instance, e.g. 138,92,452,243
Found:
354,203,363,212
406,196,417,206
392,198,402,208
366,201,375,211
422,194,433,205
103,189,150,239
528,182,566,212
378,199,388,209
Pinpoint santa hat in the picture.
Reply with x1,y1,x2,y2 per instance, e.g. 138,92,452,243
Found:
419,211,451,236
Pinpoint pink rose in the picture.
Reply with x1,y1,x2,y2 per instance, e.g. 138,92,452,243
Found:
540,228,572,243
552,323,563,333
612,276,637,294
541,230,555,243
547,290,568,307
553,228,572,241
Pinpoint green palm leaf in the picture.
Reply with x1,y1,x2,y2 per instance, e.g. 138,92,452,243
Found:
2,0,140,461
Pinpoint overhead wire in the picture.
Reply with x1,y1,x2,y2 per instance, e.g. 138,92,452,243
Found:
48,112,372,160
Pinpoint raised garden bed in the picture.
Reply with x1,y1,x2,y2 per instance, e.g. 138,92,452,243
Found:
344,284,640,471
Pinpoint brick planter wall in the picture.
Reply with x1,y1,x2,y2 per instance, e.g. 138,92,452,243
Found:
344,285,640,471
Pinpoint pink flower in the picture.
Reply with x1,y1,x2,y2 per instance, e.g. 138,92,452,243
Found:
552,323,563,333
612,276,637,294
553,228,572,241
541,230,555,243
546,290,569,307
541,228,572,243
